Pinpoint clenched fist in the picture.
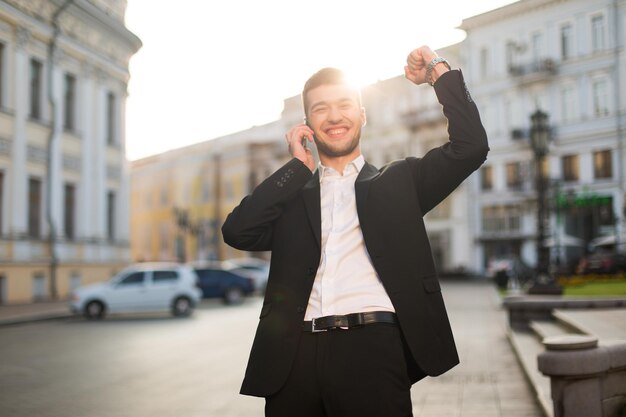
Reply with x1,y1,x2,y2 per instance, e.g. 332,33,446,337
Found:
404,45,449,86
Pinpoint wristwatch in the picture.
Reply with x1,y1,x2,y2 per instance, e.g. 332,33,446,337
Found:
426,57,451,86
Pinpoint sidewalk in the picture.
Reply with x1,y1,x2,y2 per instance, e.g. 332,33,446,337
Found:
410,280,544,417
0,299,71,325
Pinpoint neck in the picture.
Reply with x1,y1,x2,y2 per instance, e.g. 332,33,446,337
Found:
319,151,361,175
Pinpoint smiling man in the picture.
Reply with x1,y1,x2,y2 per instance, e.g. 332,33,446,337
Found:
222,45,489,417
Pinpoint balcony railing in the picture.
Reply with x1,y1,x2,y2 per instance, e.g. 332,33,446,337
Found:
508,58,558,83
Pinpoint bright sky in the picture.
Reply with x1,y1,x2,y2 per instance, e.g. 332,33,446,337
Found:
124,0,517,161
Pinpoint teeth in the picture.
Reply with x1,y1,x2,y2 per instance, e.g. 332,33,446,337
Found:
328,128,347,135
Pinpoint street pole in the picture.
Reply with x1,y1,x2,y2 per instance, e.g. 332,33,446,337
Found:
529,109,563,295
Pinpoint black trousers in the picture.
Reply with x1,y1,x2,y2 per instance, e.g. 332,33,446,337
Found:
265,323,413,417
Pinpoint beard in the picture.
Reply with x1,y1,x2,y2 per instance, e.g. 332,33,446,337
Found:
313,125,362,158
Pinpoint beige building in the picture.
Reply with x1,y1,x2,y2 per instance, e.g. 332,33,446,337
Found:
0,0,141,303
130,44,475,275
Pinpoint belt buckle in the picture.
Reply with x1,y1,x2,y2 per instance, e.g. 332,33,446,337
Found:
311,317,327,333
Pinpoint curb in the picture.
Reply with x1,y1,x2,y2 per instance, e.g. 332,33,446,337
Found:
0,312,73,326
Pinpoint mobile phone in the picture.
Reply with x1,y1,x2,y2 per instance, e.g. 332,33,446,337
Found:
303,119,314,148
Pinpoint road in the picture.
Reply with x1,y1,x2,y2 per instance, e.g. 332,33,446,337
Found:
0,282,542,417
0,298,266,417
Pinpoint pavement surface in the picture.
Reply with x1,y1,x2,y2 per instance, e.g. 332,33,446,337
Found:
0,281,544,417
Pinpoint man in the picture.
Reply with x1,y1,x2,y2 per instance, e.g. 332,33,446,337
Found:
222,45,489,416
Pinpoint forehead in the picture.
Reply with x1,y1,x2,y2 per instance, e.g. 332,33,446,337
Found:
306,84,361,108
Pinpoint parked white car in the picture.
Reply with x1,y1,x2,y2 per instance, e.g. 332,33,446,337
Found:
69,263,202,319
224,257,270,292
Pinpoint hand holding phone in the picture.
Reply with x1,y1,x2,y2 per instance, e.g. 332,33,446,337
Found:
285,123,315,172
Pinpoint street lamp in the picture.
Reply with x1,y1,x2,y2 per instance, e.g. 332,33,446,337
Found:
529,109,563,295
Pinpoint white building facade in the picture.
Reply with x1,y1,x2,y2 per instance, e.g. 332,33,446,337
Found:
460,0,626,273
0,0,141,303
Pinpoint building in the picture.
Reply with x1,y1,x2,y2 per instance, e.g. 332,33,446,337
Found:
130,44,476,275
0,0,141,303
459,0,626,273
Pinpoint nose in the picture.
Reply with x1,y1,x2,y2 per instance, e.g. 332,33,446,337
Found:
327,105,342,123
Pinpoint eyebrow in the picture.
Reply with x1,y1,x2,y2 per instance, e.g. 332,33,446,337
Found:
310,97,356,111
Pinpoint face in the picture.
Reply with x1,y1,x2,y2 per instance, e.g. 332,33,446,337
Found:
305,84,366,161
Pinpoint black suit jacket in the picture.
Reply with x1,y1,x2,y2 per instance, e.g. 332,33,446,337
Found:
222,70,489,397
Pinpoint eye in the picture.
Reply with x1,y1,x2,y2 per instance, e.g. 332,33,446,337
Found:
339,101,355,110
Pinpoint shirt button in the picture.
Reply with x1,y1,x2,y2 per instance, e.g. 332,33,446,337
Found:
297,306,305,313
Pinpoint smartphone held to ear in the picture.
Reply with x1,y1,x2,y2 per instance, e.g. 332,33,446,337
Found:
303,119,314,148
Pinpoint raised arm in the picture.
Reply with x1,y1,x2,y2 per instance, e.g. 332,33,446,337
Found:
404,46,489,214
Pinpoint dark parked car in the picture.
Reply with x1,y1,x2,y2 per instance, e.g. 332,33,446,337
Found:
576,251,626,275
192,262,255,304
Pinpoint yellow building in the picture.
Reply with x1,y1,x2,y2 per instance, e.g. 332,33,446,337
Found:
130,122,290,263
0,0,141,303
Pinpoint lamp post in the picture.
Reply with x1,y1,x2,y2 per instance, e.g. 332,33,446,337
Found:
529,109,563,294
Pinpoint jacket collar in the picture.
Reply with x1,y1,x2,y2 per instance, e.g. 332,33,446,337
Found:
302,161,379,250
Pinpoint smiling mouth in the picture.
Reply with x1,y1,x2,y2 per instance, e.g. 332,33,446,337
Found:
325,127,349,138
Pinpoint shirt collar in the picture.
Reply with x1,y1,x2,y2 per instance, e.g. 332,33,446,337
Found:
318,155,365,180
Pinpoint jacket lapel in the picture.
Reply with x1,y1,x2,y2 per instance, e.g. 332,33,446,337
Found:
302,170,321,249
355,162,379,220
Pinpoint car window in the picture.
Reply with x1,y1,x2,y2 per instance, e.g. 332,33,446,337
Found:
153,270,178,283
117,272,144,286
196,268,223,278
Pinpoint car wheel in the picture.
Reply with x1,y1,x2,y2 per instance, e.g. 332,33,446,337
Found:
84,300,105,320
223,287,244,305
172,296,193,317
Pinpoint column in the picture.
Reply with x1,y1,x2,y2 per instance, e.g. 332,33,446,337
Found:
117,87,130,249
48,52,63,241
93,75,107,241
10,27,29,240
77,63,94,242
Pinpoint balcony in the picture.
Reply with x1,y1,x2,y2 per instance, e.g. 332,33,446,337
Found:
402,107,447,131
508,58,558,85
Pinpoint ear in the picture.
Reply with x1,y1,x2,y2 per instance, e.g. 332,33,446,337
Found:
360,107,367,127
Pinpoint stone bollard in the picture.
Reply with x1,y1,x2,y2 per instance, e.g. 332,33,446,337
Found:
538,335,626,417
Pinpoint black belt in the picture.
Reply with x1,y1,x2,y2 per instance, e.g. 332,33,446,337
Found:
303,311,397,332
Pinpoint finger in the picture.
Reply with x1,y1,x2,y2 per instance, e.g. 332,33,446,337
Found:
408,49,424,65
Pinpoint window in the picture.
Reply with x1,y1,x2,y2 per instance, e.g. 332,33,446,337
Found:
28,177,42,238
482,205,521,234
594,149,612,179
153,270,178,283
481,166,493,191
562,154,580,182
592,79,609,116
69,272,81,291
0,42,5,108
64,183,75,240
32,273,47,300
506,162,523,190
106,92,116,145
480,47,488,77
591,15,605,52
64,73,76,130
560,24,573,60
107,191,115,241
531,32,543,62
29,59,43,119
118,272,144,286
561,85,576,122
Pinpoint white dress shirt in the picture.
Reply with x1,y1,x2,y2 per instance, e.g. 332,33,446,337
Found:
304,155,395,321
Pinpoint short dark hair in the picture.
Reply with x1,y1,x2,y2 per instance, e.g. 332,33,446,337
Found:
301,67,361,117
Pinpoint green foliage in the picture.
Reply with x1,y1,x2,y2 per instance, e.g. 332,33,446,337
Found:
562,279,626,297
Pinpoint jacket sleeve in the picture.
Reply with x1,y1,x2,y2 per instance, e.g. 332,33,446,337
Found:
221,158,313,251
407,69,489,215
